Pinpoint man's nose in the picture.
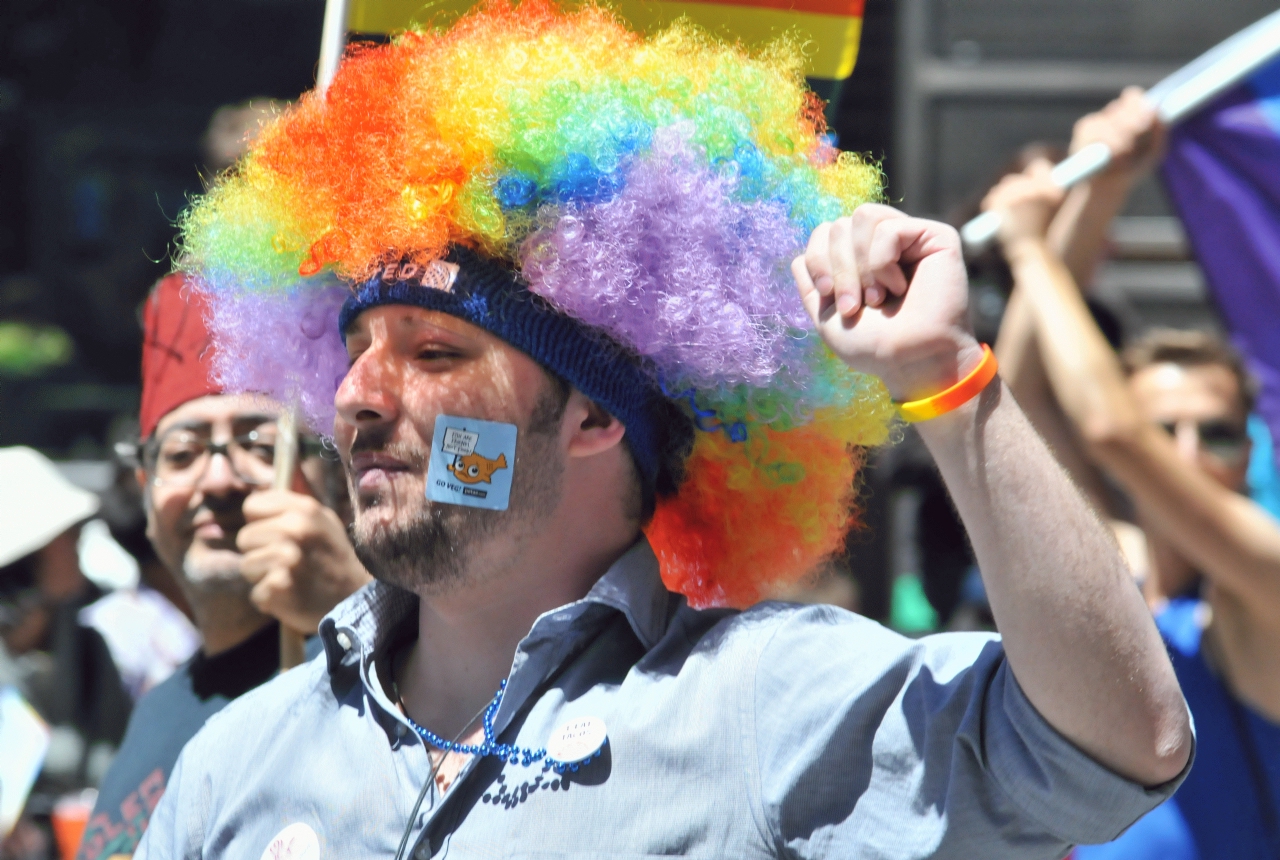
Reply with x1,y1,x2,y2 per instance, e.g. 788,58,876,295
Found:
335,345,401,431
197,445,251,497
1173,422,1201,464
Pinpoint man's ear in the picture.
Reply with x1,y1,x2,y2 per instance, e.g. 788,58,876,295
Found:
564,390,626,459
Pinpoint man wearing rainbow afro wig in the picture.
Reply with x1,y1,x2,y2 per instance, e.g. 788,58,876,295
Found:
136,4,1191,858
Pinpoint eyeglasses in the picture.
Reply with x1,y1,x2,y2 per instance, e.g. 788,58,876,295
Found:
1157,419,1249,464
142,423,281,488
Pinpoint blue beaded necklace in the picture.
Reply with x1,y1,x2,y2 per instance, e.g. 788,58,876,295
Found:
401,680,603,774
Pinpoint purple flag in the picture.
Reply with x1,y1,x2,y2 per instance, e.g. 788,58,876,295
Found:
1162,57,1280,467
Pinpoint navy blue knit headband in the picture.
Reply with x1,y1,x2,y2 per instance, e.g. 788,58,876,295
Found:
338,247,670,488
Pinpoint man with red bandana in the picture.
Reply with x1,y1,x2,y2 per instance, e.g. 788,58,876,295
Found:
76,275,370,860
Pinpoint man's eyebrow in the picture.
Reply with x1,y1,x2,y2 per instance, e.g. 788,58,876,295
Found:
400,316,481,347
158,414,278,436
341,311,480,348
232,413,280,426
160,420,214,435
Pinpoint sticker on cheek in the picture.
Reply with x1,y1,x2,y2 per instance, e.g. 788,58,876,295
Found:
426,415,518,511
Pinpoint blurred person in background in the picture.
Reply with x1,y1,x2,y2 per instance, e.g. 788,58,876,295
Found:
75,274,371,860
985,91,1280,859
0,448,133,860
63,434,203,712
80,441,201,704
200,99,288,180
78,98,368,860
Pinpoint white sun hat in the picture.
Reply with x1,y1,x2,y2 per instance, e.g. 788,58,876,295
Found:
0,447,100,569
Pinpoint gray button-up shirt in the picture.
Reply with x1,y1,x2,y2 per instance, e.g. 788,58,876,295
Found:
136,540,1182,859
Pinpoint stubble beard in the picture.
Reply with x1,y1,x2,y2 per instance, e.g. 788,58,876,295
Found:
181,545,252,599
349,391,566,597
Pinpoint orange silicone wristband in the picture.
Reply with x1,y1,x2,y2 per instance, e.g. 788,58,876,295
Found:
895,344,999,423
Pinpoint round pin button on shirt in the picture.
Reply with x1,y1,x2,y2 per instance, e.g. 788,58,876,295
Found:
545,717,607,764
260,822,320,860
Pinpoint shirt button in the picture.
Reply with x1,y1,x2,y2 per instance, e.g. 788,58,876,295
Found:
336,631,353,651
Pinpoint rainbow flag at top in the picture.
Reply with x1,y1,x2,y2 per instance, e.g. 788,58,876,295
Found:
348,0,865,81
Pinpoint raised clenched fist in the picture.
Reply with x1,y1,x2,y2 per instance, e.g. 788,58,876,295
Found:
792,204,985,402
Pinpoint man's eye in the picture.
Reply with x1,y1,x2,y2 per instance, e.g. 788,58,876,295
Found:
244,443,276,462
417,348,459,361
161,446,202,468
1200,423,1245,444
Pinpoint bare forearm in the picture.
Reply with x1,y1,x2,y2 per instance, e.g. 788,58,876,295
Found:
918,384,1191,785
1046,175,1134,289
1005,238,1142,440
795,204,1189,781
993,287,1040,393
996,290,1115,514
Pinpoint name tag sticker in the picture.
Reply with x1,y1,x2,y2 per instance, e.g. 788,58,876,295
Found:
260,822,319,860
426,415,517,511
545,716,607,764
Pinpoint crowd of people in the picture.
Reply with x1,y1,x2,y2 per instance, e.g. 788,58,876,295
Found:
0,8,1277,859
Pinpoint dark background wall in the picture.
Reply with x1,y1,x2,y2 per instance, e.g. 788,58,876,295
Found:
834,0,897,176
0,0,323,455
898,0,1278,219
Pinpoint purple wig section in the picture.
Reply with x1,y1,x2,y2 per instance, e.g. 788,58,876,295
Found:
203,283,350,434
519,124,811,389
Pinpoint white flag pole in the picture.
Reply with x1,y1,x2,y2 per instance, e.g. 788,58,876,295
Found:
272,409,308,672
276,0,351,672
317,0,352,94
961,8,1280,251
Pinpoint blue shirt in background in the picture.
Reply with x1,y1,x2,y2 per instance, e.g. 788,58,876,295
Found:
1076,598,1280,860
1248,414,1280,521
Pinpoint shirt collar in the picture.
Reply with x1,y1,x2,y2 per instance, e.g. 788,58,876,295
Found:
319,536,675,668
575,537,672,650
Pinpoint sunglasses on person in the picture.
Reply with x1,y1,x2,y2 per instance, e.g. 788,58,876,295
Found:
1156,419,1250,464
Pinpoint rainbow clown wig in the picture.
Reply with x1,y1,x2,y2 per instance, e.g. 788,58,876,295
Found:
178,0,897,608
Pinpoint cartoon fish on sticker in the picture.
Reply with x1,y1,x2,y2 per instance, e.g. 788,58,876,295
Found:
448,451,508,484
